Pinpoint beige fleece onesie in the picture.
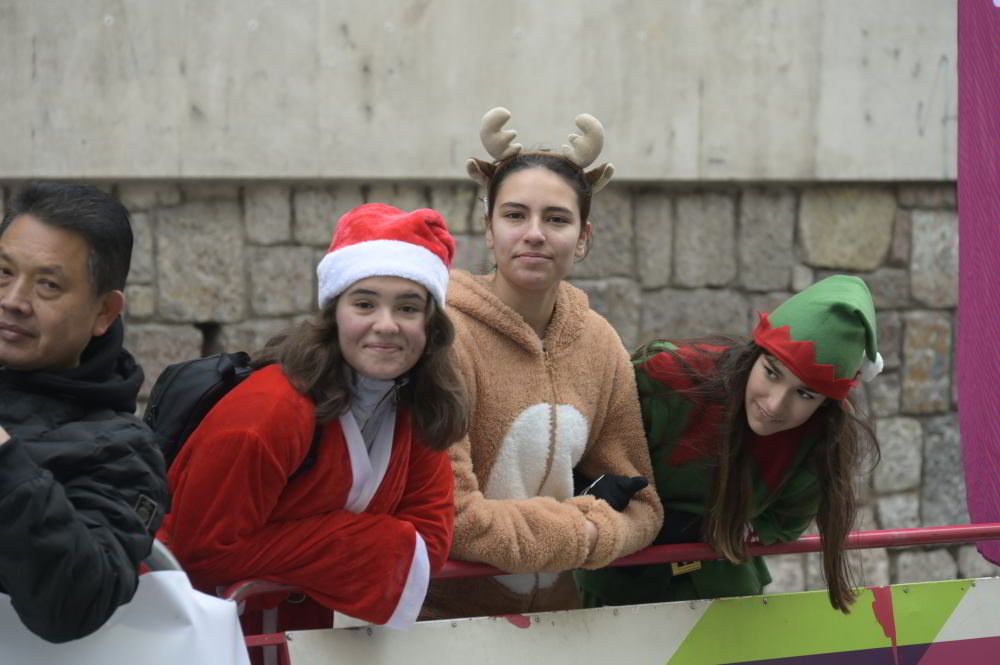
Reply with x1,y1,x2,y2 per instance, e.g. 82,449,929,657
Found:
422,271,663,619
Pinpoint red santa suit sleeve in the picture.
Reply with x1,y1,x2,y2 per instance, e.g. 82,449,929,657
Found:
160,365,454,627
381,434,455,625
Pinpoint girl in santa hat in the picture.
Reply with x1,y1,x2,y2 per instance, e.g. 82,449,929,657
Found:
421,109,663,619
576,275,882,612
160,203,468,630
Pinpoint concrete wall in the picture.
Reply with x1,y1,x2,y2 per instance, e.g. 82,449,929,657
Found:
0,0,956,180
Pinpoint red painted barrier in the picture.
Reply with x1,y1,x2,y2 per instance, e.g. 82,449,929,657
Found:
434,523,1000,579
230,521,1000,664
226,523,1000,599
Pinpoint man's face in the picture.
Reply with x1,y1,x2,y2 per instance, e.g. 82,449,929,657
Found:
0,214,122,371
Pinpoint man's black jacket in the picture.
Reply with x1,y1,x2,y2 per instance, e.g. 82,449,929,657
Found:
0,319,168,643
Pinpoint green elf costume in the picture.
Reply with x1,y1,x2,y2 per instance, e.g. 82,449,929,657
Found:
576,275,882,606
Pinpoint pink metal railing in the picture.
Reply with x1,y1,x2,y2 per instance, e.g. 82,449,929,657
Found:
225,522,1000,602
436,522,1000,578
230,522,1000,664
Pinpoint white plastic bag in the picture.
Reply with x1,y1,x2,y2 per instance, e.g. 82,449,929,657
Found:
0,571,250,665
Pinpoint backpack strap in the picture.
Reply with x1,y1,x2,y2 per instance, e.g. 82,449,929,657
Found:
288,417,323,482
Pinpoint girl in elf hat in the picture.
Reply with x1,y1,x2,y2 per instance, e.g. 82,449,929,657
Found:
160,203,468,631
576,275,882,612
421,109,662,619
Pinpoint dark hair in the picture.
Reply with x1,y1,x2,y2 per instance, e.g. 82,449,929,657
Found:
251,299,469,451
634,338,879,612
0,182,133,294
486,152,594,223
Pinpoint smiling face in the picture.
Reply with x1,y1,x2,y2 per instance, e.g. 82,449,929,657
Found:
335,275,430,380
486,166,591,297
744,354,827,436
0,214,123,371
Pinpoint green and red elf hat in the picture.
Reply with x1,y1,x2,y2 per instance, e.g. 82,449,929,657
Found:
752,275,883,401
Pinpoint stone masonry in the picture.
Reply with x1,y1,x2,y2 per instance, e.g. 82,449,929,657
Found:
2,179,984,588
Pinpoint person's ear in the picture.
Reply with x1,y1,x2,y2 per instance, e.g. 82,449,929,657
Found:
485,219,496,250
575,222,593,259
91,289,125,337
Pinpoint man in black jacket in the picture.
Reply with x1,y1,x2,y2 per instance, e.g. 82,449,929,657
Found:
0,182,168,643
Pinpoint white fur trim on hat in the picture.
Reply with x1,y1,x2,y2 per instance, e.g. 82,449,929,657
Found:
317,239,449,309
860,351,884,382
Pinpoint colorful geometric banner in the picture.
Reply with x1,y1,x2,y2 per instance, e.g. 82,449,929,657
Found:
288,578,1000,664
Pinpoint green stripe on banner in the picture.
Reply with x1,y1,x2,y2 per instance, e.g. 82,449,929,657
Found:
665,582,971,664
892,580,970,647
667,589,890,663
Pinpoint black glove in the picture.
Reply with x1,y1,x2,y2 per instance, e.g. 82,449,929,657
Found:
653,509,704,545
576,473,649,512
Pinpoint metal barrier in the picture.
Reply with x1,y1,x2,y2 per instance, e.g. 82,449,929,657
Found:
227,523,1000,664
226,522,1000,602
433,522,1000,579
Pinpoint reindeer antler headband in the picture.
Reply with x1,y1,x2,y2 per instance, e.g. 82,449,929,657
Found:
465,107,616,193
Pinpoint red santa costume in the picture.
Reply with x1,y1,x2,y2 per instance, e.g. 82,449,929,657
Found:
159,204,457,629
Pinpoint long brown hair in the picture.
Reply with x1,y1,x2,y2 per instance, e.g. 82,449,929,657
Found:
634,338,879,612
252,299,468,451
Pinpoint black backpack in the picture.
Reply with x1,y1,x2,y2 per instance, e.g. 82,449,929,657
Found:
143,352,320,479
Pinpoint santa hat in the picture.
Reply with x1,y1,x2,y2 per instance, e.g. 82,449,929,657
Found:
316,203,455,309
752,275,883,401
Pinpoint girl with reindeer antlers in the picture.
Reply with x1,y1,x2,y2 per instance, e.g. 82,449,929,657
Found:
421,108,663,620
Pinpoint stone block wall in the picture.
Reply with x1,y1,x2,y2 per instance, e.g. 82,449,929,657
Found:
2,179,988,588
